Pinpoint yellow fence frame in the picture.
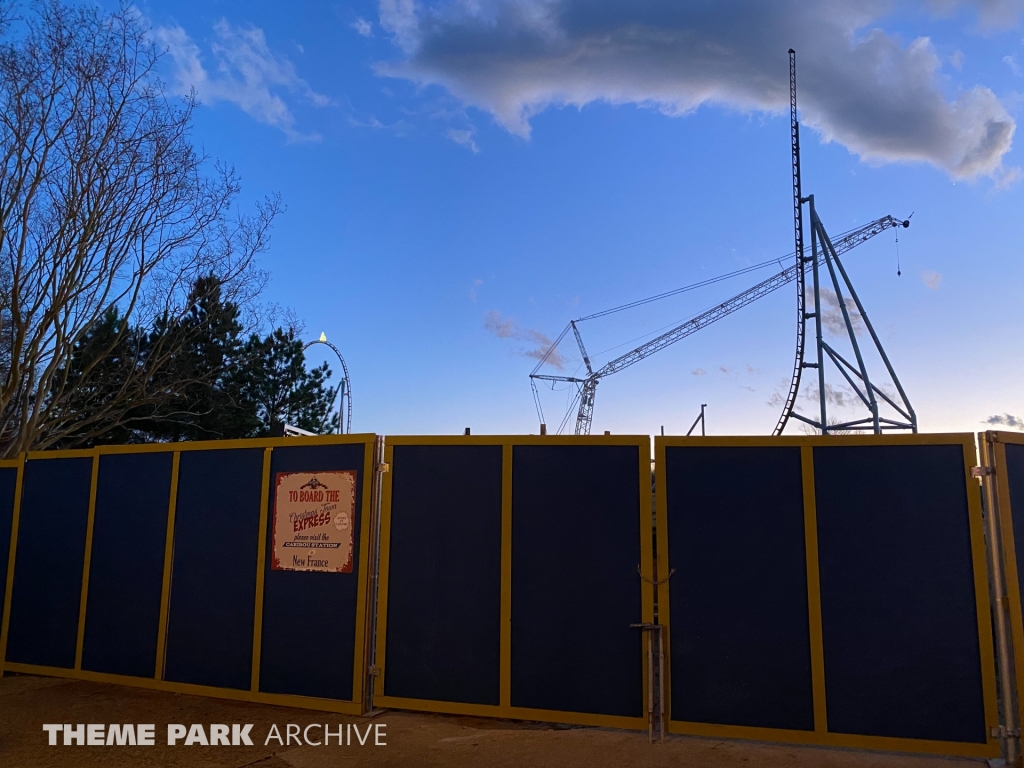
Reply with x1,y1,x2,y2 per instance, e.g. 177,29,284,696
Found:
0,430,1006,758
654,433,999,760
0,434,378,716
983,430,1024,755
373,434,655,730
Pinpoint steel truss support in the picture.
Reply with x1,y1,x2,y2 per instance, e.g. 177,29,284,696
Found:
529,49,913,437
529,212,905,436
798,195,917,434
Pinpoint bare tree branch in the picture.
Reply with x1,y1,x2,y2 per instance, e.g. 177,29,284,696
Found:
0,0,279,456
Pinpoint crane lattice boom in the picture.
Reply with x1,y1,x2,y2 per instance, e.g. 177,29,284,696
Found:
531,214,908,434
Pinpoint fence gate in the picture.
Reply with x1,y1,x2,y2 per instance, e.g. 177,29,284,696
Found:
980,430,1024,761
373,435,654,728
654,434,998,759
0,430,1012,761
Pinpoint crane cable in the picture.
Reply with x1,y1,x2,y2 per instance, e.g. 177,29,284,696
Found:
576,256,787,322
532,221,901,378
531,254,788,375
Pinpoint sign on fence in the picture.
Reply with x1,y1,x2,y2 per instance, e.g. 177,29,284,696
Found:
272,470,356,573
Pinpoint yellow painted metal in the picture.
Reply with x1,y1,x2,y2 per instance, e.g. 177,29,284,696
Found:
0,429,1001,753
961,439,1000,754
655,432,999,760
0,455,25,672
2,661,365,715
372,440,395,701
652,435,672,730
250,447,273,692
348,436,378,709
22,433,378,461
374,434,651,729
499,443,513,708
800,446,828,733
636,437,656,730
655,432,972,448
374,694,645,731
23,448,96,460
987,431,1024,743
361,436,385,707
667,719,996,759
4,434,378,713
154,452,180,680
74,454,101,670
382,433,649,447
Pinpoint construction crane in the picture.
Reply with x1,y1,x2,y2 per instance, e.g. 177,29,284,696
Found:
530,213,907,435
531,49,916,436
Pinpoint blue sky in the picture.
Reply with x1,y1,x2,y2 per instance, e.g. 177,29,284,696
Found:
137,0,1023,436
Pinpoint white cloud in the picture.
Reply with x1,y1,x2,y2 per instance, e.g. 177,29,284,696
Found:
691,368,706,376
805,382,858,408
986,413,1024,429
349,115,388,129
470,278,483,301
927,0,1024,29
155,19,331,141
349,114,414,135
352,17,374,36
921,269,943,289
949,49,966,70
993,164,1023,189
375,0,1016,181
447,127,480,152
1006,54,1023,77
485,310,566,369
811,286,866,336
379,0,419,52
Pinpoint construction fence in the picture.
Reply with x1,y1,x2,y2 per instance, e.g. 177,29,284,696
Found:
1,431,1021,760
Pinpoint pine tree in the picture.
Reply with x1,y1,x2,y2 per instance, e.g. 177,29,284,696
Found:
144,276,253,442
49,306,146,446
230,327,340,437
49,277,339,446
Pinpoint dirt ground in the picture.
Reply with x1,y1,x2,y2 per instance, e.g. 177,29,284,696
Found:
0,673,991,768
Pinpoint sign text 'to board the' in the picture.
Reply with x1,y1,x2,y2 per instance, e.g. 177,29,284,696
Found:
271,471,356,573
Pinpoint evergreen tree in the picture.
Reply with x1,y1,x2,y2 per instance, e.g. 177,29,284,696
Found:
144,276,252,442
50,306,146,446
230,327,340,437
49,277,339,446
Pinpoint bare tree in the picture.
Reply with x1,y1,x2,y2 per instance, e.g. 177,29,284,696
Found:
0,1,281,455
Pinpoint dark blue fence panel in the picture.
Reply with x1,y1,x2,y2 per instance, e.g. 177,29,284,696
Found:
382,444,502,706
814,444,986,744
81,451,173,678
664,445,814,731
1002,443,1024,636
6,457,93,668
510,444,643,717
258,443,366,701
163,448,263,690
0,466,18,628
